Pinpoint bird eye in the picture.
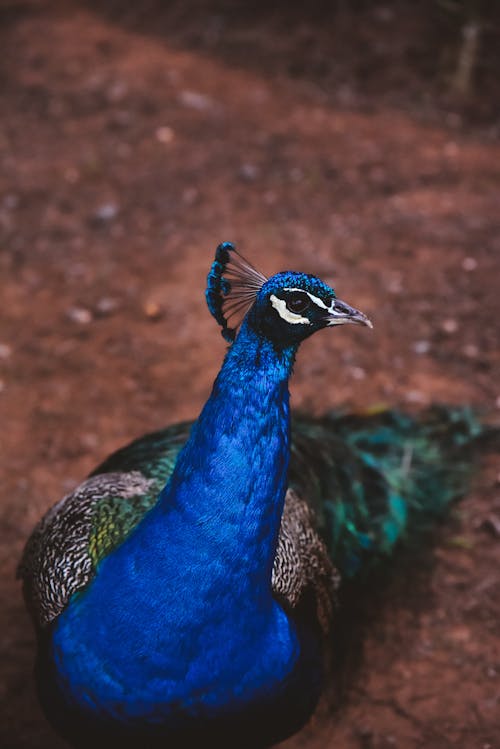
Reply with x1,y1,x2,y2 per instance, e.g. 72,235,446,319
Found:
286,291,310,314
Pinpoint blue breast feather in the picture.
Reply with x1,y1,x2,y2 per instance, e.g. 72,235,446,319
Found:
43,320,318,745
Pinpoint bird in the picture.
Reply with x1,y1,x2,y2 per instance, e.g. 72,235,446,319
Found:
19,241,490,749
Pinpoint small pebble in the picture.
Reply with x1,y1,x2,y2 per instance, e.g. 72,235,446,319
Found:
95,297,119,317
66,307,92,325
386,276,403,295
412,340,431,355
239,163,259,181
93,202,119,223
156,126,175,144
405,389,428,404
463,343,479,359
0,343,12,359
350,366,366,381
80,433,99,450
448,625,472,643
441,318,459,335
179,91,213,111
462,256,477,271
106,80,128,103
144,301,164,321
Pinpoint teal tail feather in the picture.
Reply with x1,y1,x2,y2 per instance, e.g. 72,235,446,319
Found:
290,406,494,577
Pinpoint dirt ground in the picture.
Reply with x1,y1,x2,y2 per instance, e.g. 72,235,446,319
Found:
1,2,500,747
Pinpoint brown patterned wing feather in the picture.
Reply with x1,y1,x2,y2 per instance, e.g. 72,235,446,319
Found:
272,489,340,633
18,471,158,628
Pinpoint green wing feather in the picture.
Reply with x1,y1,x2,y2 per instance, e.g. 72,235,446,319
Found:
90,421,192,483
88,491,159,568
86,422,193,566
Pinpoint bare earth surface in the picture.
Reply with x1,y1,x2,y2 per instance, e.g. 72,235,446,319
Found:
1,2,500,748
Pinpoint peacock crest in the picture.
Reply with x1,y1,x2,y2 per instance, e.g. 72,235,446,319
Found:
205,241,268,341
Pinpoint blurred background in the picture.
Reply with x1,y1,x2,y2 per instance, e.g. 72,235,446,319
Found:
1,1,500,747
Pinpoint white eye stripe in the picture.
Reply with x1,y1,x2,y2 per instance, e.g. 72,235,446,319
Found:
270,294,311,325
283,288,330,310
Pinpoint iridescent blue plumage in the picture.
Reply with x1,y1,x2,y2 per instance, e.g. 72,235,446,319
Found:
45,321,302,746
19,243,493,748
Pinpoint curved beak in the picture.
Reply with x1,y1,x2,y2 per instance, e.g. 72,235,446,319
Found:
326,298,373,329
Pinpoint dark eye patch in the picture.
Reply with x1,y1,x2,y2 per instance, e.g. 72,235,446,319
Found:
286,291,310,314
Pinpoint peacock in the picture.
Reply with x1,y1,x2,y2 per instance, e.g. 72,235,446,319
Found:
19,242,490,748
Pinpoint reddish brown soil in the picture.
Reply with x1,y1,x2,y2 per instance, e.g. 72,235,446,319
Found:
1,2,500,748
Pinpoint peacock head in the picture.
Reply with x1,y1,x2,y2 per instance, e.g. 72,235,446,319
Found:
206,242,372,348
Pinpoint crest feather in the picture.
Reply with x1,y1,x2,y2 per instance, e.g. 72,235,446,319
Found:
206,242,267,342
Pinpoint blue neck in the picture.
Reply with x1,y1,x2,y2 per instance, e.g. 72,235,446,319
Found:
52,321,301,718
149,319,297,596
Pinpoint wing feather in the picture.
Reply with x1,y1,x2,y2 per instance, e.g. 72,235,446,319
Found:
19,419,339,630
18,472,159,627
